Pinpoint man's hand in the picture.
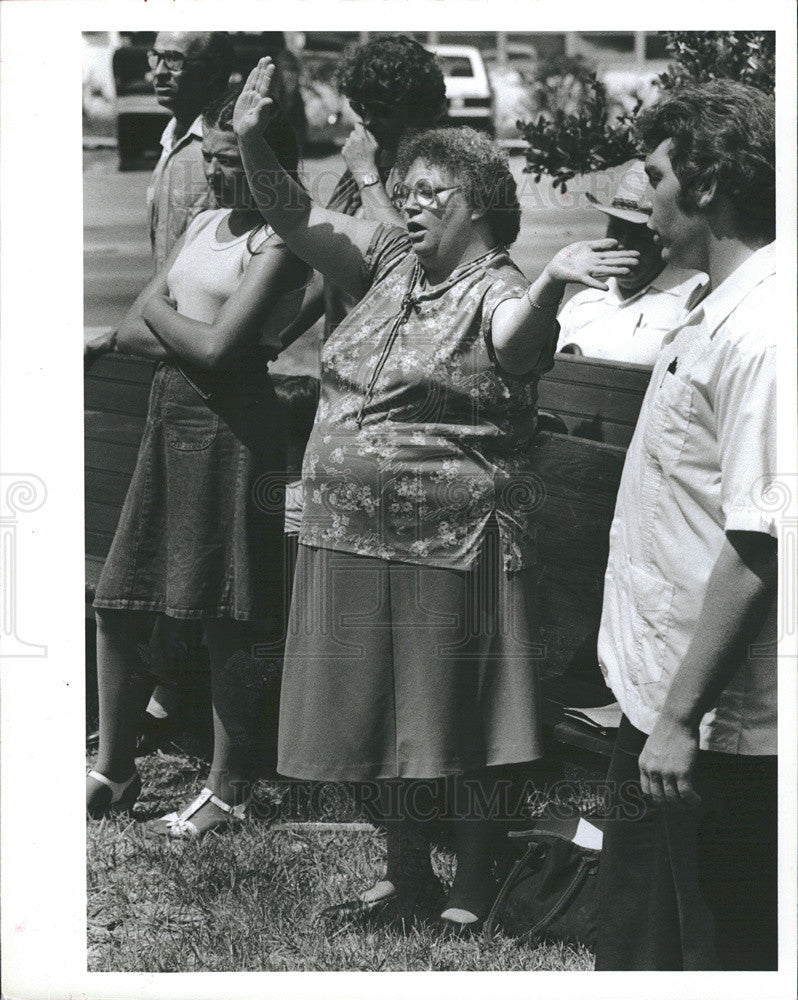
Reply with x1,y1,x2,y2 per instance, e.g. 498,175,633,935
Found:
544,238,640,290
639,712,702,808
84,327,116,371
233,57,276,141
342,124,380,185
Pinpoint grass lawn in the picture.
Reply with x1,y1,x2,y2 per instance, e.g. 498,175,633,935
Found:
87,750,595,972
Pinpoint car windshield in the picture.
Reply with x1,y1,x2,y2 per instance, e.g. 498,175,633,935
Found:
436,55,475,78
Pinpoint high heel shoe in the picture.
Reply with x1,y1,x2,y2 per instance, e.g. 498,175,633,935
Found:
148,787,251,839
86,769,141,819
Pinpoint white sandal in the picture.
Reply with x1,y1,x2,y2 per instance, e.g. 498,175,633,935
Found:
154,787,251,839
86,769,141,818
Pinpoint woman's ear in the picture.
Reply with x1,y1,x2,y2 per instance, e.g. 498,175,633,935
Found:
469,193,487,224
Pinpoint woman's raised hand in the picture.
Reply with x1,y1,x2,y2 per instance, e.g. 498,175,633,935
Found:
544,239,640,290
233,57,276,140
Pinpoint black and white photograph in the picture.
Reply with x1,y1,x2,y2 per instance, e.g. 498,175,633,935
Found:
1,3,796,998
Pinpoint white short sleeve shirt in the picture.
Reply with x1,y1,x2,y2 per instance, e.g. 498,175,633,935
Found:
597,243,777,754
556,265,708,364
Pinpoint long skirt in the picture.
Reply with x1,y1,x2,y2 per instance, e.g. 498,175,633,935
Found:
277,527,543,781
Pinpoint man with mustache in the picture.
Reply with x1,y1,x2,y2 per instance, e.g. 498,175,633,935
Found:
556,159,707,364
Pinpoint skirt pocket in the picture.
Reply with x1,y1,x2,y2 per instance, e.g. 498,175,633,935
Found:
163,370,219,451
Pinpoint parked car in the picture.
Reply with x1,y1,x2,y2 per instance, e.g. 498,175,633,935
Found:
480,43,541,142
110,32,305,170
427,43,495,136
82,31,120,126
111,34,168,170
299,49,357,150
483,42,539,71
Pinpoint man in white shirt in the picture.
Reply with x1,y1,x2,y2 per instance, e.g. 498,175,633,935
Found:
557,159,707,364
595,81,777,970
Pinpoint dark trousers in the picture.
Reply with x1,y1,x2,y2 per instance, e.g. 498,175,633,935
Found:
596,716,777,971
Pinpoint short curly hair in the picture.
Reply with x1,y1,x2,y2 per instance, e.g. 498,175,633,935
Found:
635,80,775,242
336,34,446,128
395,127,522,247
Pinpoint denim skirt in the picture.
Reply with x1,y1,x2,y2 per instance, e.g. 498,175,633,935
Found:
277,528,544,781
93,359,286,621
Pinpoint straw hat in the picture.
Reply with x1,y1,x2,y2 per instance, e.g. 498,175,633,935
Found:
585,159,652,225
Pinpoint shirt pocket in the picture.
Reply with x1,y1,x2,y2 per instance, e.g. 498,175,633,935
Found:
629,561,676,686
642,370,692,471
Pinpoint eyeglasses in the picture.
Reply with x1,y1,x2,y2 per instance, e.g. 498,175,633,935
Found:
391,179,463,211
349,99,395,120
147,49,202,73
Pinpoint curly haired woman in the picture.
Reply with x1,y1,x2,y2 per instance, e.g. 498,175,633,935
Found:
280,34,448,348
235,59,639,933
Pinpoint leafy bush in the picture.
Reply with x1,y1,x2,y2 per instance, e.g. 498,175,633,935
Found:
520,80,643,192
520,31,776,191
524,55,596,118
657,31,775,94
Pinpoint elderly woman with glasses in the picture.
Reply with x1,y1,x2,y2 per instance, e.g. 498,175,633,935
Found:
234,59,638,933
279,33,447,350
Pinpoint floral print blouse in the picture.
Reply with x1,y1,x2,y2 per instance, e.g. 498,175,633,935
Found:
299,225,558,571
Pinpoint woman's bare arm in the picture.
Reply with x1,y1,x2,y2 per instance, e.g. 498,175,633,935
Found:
234,58,382,297
278,271,326,351
342,125,406,228
115,235,187,361
491,239,640,375
141,244,308,370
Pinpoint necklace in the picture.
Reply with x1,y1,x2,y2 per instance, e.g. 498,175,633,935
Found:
355,260,422,428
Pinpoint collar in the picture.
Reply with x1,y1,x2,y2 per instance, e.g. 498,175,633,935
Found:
160,114,204,154
604,264,706,306
416,245,506,297
695,242,776,336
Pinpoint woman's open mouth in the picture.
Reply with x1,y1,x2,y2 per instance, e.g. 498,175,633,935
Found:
406,220,426,242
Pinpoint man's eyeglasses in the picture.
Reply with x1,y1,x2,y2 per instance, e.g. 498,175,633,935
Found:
391,180,463,211
147,49,202,73
349,99,395,120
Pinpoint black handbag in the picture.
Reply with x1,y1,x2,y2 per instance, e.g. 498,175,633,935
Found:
484,824,600,948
